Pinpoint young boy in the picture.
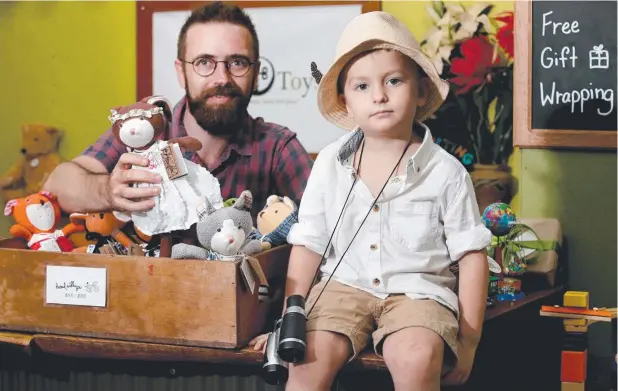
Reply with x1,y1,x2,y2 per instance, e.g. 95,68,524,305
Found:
251,11,492,391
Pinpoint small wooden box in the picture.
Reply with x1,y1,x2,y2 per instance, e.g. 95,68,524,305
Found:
0,238,290,349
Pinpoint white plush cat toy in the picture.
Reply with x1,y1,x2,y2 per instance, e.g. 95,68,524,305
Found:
171,190,266,260
171,190,269,300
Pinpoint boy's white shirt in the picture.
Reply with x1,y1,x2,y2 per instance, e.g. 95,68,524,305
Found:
287,123,492,318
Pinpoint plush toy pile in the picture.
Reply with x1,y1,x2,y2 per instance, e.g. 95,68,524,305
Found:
2,95,299,264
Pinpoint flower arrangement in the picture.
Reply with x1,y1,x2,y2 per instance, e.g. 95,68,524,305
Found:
421,2,514,166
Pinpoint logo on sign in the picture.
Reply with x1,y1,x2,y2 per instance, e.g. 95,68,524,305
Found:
250,56,318,103
255,56,276,96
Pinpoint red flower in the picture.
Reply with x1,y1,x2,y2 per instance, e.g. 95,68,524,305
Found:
496,11,514,58
450,36,500,95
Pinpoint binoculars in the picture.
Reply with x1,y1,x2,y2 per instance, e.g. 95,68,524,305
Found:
262,295,307,385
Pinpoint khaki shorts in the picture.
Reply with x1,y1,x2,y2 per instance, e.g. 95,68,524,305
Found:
305,279,459,366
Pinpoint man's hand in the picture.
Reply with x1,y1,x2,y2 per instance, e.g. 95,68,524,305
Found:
441,337,479,386
108,153,162,212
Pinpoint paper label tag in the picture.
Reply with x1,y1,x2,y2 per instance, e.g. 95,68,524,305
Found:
161,143,188,180
239,258,256,294
246,257,268,287
45,265,107,307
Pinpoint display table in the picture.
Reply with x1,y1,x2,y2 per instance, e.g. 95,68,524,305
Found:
0,286,565,391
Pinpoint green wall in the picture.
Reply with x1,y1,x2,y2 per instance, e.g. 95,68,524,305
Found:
519,148,617,357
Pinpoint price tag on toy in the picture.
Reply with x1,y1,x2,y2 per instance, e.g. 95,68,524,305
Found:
45,265,107,307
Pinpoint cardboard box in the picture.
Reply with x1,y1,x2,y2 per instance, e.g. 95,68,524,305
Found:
0,237,290,349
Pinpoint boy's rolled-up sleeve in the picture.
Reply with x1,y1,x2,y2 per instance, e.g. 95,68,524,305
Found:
287,151,332,257
443,170,492,262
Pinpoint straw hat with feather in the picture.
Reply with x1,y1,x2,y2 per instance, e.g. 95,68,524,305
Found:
312,11,450,131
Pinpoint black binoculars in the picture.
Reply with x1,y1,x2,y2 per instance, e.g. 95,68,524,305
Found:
261,295,307,385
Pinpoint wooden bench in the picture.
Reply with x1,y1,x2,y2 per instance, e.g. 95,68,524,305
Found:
0,286,565,390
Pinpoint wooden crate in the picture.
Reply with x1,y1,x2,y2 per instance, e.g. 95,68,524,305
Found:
0,237,290,349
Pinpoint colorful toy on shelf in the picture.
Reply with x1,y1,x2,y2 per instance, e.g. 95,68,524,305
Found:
540,291,617,391
3,191,84,252
483,203,559,303
482,202,516,237
495,277,525,301
0,124,65,202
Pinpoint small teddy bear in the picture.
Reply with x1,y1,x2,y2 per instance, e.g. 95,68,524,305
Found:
4,191,84,252
108,95,223,237
251,195,299,247
171,190,265,261
0,124,65,202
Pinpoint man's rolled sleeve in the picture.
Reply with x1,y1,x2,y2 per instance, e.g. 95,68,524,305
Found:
286,151,331,257
81,127,126,173
443,170,492,262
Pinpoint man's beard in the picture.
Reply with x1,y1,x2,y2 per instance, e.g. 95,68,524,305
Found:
186,82,252,137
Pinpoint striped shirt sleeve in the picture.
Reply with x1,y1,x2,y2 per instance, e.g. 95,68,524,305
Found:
81,127,126,173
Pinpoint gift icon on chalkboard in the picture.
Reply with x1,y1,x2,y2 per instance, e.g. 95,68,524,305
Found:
589,44,609,69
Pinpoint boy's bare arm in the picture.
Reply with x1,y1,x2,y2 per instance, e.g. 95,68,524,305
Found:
42,156,113,214
284,245,323,307
456,250,489,344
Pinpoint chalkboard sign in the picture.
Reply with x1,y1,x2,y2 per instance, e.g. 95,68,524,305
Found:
514,0,617,149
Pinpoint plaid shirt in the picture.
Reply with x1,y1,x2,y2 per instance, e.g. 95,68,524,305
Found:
82,97,314,220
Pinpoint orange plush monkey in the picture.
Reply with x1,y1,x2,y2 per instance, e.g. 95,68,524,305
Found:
4,191,84,252
68,211,135,253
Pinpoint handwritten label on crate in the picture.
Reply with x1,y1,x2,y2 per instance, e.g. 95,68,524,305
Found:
45,265,107,307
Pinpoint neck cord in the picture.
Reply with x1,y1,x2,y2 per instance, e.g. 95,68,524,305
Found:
305,134,413,316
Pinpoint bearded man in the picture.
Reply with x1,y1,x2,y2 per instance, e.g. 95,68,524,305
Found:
43,2,313,221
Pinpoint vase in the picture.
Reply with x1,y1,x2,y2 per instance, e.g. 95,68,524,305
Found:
469,164,517,214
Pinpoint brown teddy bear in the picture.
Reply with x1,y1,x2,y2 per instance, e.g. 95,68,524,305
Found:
0,124,65,202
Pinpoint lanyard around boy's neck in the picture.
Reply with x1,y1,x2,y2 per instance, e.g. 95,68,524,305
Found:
305,133,413,316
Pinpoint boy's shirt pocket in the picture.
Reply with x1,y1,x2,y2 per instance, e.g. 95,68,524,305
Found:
389,200,440,251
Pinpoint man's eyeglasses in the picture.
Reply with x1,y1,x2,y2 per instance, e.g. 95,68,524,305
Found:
179,56,255,77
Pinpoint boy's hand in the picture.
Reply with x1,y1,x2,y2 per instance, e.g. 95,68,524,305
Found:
441,337,479,386
249,333,270,354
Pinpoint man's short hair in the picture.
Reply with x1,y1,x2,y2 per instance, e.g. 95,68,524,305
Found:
177,1,259,61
